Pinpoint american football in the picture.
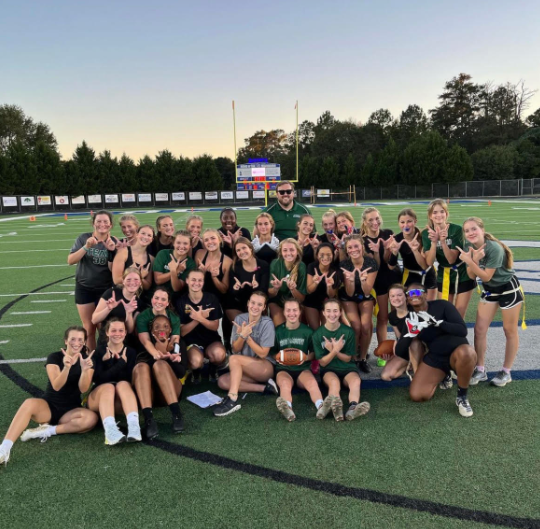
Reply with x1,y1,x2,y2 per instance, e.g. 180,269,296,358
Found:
275,348,305,366
373,339,396,358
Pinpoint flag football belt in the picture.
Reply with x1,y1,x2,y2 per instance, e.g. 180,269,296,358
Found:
440,261,466,302
477,278,527,330
402,266,433,286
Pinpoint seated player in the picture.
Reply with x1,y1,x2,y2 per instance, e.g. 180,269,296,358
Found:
214,292,277,416
380,284,425,381
394,283,477,417
313,299,370,422
273,299,324,421
133,289,186,439
175,269,227,383
0,326,98,466
87,319,141,445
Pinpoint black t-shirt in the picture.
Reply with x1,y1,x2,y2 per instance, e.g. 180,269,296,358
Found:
93,345,137,386
228,258,269,308
125,246,151,269
199,252,226,300
388,310,408,337
304,262,338,309
295,235,321,266
364,229,402,287
175,292,223,348
218,226,251,258
393,232,424,271
149,239,173,257
43,351,85,410
338,256,379,301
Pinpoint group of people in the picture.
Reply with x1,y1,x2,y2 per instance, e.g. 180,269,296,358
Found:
0,180,525,466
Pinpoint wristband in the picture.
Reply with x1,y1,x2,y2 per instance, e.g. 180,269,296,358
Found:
83,246,90,252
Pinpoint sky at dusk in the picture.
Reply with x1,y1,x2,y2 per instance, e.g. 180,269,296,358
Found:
2,0,539,161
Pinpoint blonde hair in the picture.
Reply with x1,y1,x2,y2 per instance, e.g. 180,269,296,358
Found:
336,211,355,233
463,217,513,268
186,215,204,230
202,228,223,247
322,209,336,225
278,238,303,283
427,199,449,229
344,234,365,257
120,266,143,296
119,214,139,228
254,212,275,234
360,207,382,237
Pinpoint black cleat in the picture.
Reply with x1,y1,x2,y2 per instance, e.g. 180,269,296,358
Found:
145,418,159,440
172,412,184,434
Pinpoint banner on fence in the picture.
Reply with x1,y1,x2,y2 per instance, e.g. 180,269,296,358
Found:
37,196,51,206
71,196,86,205
105,195,119,203
189,192,202,200
269,190,277,198
2,197,17,207
155,193,168,202
236,191,249,200
301,189,312,198
55,196,69,205
317,189,330,197
172,192,185,201
221,191,234,200
253,190,265,199
205,191,218,200
21,196,35,206
138,193,152,202
122,194,136,203
88,195,102,204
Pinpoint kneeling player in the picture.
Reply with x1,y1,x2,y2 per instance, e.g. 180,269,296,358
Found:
395,284,477,417
273,299,324,421
313,299,370,421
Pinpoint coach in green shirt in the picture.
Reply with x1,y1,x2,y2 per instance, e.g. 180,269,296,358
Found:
264,181,309,241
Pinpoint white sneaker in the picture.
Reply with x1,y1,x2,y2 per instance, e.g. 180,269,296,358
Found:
276,397,296,422
439,375,453,390
456,396,473,418
469,367,488,385
104,424,126,446
0,445,11,466
20,424,53,443
127,421,142,443
490,370,512,387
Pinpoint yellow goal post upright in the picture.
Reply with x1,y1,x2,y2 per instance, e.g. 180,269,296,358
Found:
232,100,299,207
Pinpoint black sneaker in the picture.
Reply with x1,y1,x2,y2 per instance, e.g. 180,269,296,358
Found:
213,397,241,417
264,378,279,395
144,418,159,440
172,412,184,434
357,359,372,373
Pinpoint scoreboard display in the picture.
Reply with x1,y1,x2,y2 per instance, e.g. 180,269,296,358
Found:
236,162,281,191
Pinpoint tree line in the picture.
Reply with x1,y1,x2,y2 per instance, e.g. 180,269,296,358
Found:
1,73,539,196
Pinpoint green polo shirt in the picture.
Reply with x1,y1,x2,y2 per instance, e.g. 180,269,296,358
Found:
264,200,309,241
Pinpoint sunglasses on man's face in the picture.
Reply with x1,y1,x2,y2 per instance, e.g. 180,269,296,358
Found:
406,289,425,297
278,189,293,195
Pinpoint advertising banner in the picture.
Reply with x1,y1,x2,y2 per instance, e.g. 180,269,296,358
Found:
21,196,35,206
2,197,17,207
54,196,69,205
317,189,330,197
236,191,249,199
253,190,265,199
189,192,202,200
155,193,169,202
71,196,86,205
37,196,52,206
172,192,185,201
122,194,136,203
105,195,119,203
221,191,234,200
138,193,152,202
205,191,218,200
88,195,102,204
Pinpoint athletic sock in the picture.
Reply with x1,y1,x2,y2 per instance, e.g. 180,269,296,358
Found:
126,412,139,424
45,425,57,437
457,386,468,399
142,408,154,422
502,367,511,374
1,439,14,451
286,401,292,408
315,399,323,410
476,366,485,372
103,416,116,429
168,403,181,418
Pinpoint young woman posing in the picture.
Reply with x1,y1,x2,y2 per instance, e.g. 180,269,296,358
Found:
113,224,154,290
312,299,370,421
68,210,118,351
273,299,324,422
388,208,437,301
214,292,277,417
226,237,270,325
186,215,204,257
421,199,475,317
0,326,98,466
118,214,140,247
218,207,251,259
295,213,320,266
251,212,280,265
152,215,175,256
92,267,143,347
268,238,307,327
153,230,196,294
304,243,338,330
87,319,141,445
175,269,227,382
333,211,360,261
460,217,524,388
360,207,402,345
133,288,185,439
338,234,378,373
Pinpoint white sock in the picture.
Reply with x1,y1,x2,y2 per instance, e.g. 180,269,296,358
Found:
126,412,139,424
45,425,57,436
315,399,323,410
286,401,292,408
1,439,14,451
103,416,116,429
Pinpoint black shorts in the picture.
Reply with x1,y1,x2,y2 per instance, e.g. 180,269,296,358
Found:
403,268,438,290
45,400,78,426
482,277,524,309
320,368,361,383
276,368,311,383
437,279,476,295
422,336,469,375
136,354,187,379
338,292,376,304
75,284,109,305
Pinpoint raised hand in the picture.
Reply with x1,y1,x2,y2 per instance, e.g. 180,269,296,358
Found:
140,262,152,279
404,312,430,338
367,238,382,254
417,311,443,327
359,267,372,283
270,274,283,290
121,296,138,314
197,260,208,273
233,320,254,339
221,231,233,246
84,236,98,250
455,245,474,264
168,254,179,274
61,348,78,368
341,267,356,283
192,236,201,249
332,334,345,352
312,270,324,285
470,244,486,263
309,237,320,250
406,233,421,253
382,236,395,251
104,236,117,252
233,277,243,291
231,230,241,244
285,276,297,291
323,336,333,352
106,291,120,311
251,274,259,289
326,271,336,288
81,350,95,371
210,265,220,278
438,224,449,241
427,227,439,243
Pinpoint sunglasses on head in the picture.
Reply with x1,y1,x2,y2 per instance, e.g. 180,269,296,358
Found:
406,289,425,297
278,189,293,195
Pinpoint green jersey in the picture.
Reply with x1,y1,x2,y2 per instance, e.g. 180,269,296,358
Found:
422,223,469,284
313,323,357,373
269,258,307,307
136,308,180,336
272,323,313,372
153,250,196,292
264,200,309,241
464,239,515,288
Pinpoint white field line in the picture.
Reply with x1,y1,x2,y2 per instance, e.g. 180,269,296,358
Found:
0,239,74,244
0,324,33,328
1,248,70,253
31,300,67,303
0,291,73,297
0,340,10,345
11,311,51,315
0,264,69,270
0,357,46,365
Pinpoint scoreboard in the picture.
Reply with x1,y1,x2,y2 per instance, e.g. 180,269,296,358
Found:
236,162,281,190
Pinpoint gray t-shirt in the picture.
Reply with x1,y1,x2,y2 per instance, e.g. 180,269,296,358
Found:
231,314,275,364
70,233,115,290
465,238,515,288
